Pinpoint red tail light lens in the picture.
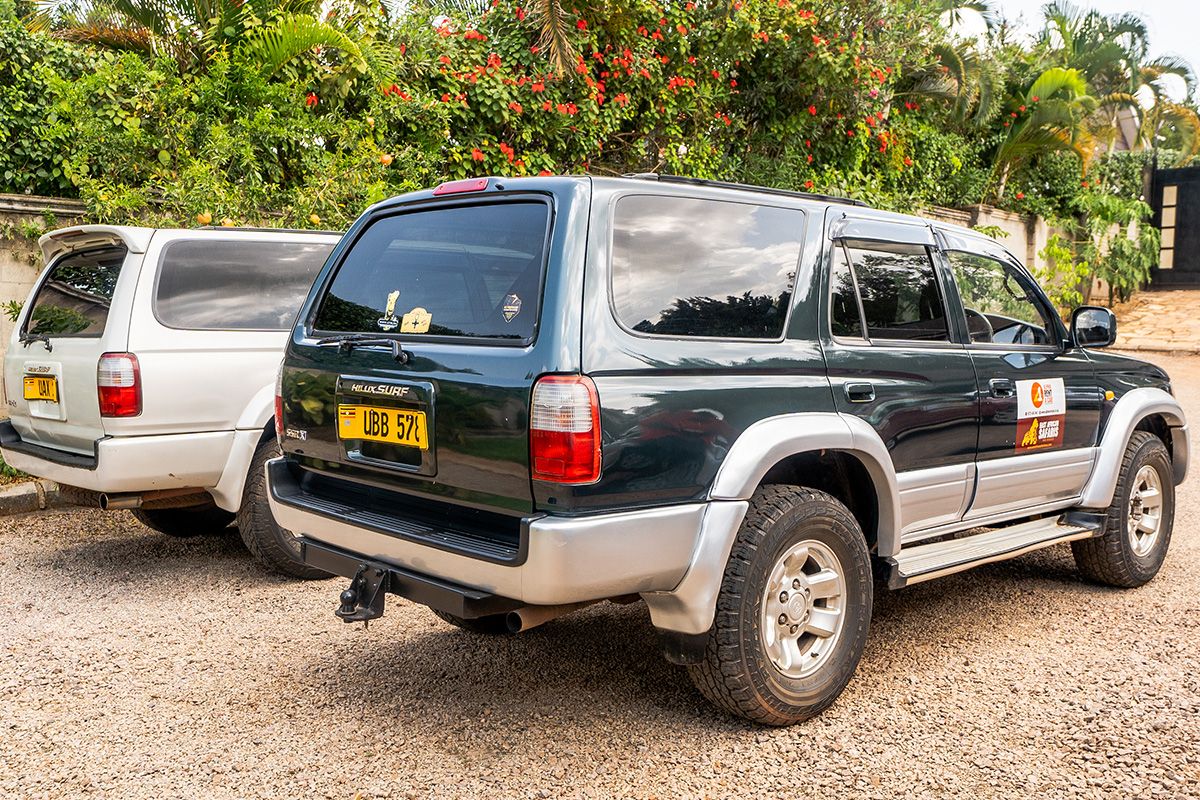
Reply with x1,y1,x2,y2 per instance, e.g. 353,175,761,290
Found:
97,353,141,417
275,366,285,442
432,178,489,196
530,375,601,484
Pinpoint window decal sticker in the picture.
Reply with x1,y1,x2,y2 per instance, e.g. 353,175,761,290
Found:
377,290,401,331
1015,377,1065,451
502,293,522,323
401,306,432,334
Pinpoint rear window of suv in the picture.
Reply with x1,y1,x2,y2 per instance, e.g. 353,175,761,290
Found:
25,245,126,337
610,195,804,339
156,239,336,330
313,201,551,342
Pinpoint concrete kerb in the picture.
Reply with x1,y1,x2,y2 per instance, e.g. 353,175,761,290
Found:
0,479,66,515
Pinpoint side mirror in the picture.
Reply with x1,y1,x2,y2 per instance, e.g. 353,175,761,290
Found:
1071,306,1117,348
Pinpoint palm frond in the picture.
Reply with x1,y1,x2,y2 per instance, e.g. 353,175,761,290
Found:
237,13,367,77
526,0,576,77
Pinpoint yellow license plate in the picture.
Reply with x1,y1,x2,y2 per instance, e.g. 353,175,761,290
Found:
337,405,428,450
23,375,58,403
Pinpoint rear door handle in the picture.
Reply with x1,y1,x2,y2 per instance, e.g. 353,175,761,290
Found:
844,382,875,403
989,378,1015,398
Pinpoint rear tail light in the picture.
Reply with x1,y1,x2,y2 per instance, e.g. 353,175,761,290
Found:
97,353,141,417
275,366,285,442
530,375,601,484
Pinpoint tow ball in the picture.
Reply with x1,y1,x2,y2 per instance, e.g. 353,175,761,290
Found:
335,564,389,625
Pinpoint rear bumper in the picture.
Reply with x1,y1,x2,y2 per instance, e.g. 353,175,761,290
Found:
0,419,233,494
266,457,706,607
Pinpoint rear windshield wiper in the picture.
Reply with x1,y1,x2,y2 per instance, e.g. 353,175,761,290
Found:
19,332,52,352
315,334,410,364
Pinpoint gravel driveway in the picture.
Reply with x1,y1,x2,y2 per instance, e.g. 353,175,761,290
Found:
3,353,1200,799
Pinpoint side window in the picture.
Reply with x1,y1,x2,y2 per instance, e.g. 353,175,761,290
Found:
26,245,125,337
611,195,804,339
842,241,949,342
156,240,335,330
947,251,1055,346
829,244,865,339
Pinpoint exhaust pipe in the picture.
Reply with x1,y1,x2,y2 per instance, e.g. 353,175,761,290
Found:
504,600,599,633
99,488,210,511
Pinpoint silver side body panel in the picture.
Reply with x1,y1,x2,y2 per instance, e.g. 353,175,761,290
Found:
1078,387,1188,508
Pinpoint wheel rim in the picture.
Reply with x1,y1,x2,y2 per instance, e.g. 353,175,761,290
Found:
760,539,847,679
1127,464,1165,557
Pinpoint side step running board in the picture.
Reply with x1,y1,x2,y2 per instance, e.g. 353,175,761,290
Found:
887,512,1106,589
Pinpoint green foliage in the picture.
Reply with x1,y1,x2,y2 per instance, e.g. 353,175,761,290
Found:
1035,232,1090,310
971,224,1008,240
1074,191,1159,304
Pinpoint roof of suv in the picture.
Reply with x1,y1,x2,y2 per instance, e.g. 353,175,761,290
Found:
38,224,341,263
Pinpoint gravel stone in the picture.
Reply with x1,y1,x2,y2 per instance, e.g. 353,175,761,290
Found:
2,352,1200,797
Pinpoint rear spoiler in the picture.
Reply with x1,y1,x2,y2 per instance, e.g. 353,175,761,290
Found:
38,225,154,264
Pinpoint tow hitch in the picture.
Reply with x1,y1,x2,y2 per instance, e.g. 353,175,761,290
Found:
335,564,388,624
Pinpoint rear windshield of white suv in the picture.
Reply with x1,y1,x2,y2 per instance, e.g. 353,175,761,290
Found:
313,201,550,343
155,239,336,330
25,245,126,337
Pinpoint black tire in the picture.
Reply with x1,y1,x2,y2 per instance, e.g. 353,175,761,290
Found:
430,609,512,635
1072,430,1175,588
236,438,330,580
131,505,234,537
687,485,873,726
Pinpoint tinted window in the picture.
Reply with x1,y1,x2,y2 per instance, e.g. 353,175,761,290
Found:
844,242,948,341
947,251,1055,345
611,195,803,339
26,245,125,337
829,244,864,339
314,202,549,341
156,240,335,330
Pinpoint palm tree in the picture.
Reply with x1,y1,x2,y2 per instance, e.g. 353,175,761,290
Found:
1037,1,1196,153
27,0,367,76
990,66,1096,199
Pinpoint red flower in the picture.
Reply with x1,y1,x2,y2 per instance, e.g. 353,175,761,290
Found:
1031,95,1040,102
808,105,817,115
576,18,587,30
806,154,813,163
1015,192,1026,200
508,101,523,114
542,101,552,110
677,24,688,35
804,180,814,189
903,157,913,166
499,142,515,162
1019,105,1026,112
471,148,485,162
712,69,720,79
487,52,502,69
531,81,545,92
729,79,737,87
439,55,451,65
538,169,553,176
440,93,450,102
305,92,318,107
515,6,525,20
614,92,629,106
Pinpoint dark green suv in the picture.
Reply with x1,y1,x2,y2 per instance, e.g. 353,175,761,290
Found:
268,174,1188,725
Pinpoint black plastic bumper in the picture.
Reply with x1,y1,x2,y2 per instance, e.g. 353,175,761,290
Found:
0,420,99,470
302,537,523,621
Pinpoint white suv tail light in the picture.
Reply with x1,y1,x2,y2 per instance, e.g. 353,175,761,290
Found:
97,352,141,417
530,375,601,484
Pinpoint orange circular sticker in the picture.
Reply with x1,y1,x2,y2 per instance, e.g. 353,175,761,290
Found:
1031,382,1044,408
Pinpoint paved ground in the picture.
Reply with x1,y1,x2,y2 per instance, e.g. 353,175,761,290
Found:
2,354,1200,799
1114,289,1200,354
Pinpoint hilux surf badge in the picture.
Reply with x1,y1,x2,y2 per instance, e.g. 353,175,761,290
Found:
502,293,522,323
1015,377,1065,452
377,290,401,331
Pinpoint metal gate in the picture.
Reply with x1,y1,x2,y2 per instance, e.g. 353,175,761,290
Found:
1151,166,1200,286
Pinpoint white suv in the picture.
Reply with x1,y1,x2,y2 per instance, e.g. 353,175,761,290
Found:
0,224,339,577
